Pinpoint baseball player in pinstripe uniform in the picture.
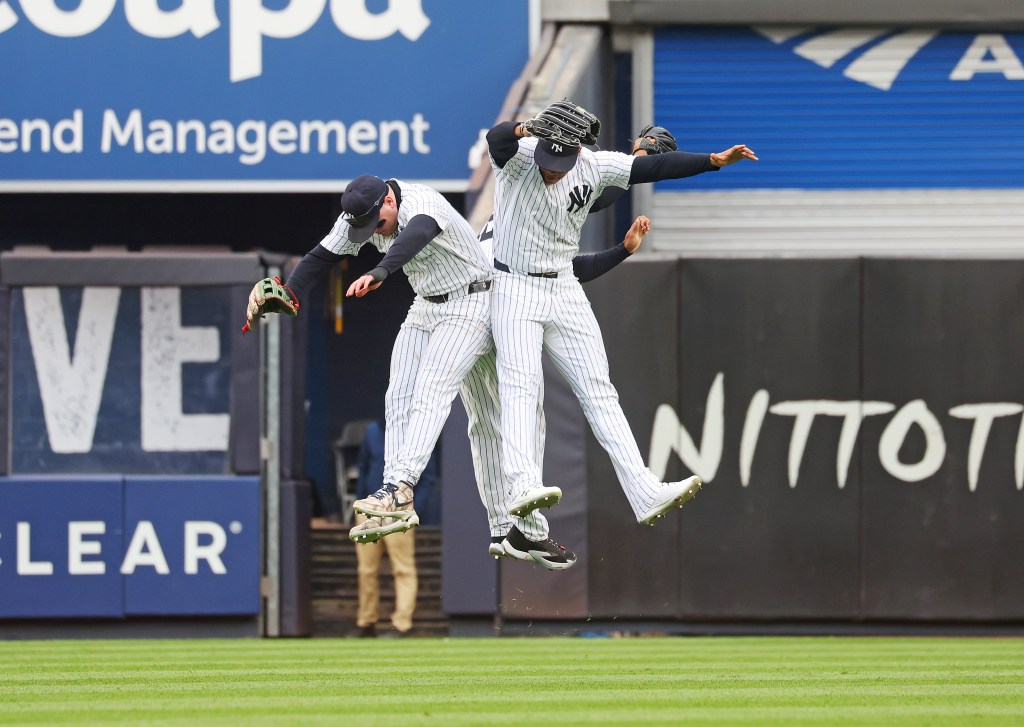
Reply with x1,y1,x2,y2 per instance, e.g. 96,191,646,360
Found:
486,101,757,527
476,211,655,565
276,175,511,544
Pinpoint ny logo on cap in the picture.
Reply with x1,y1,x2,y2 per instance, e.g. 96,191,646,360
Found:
551,143,563,153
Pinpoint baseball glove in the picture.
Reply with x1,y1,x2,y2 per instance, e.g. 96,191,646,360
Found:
242,276,299,334
635,124,678,154
521,116,580,147
522,99,601,147
541,99,601,145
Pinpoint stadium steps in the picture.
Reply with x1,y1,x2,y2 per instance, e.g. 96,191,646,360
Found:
309,523,448,638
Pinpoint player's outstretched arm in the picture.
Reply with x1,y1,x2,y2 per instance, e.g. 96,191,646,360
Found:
630,143,758,184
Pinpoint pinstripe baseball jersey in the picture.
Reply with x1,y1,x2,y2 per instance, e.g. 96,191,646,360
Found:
318,180,491,297
490,137,633,272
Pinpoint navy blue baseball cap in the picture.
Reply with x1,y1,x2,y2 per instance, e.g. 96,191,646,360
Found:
341,175,388,242
535,139,580,172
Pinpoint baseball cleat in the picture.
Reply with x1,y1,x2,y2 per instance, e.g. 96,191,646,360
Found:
500,526,576,571
348,514,419,544
508,485,562,517
353,482,418,521
489,536,507,559
638,476,702,526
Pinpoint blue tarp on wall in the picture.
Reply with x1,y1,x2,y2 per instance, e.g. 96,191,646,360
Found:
654,27,1024,189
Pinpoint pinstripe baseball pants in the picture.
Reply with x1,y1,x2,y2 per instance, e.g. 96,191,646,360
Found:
491,270,664,519
460,344,549,541
384,291,551,540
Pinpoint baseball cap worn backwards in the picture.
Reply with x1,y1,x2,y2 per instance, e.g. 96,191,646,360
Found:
535,139,580,173
341,175,388,242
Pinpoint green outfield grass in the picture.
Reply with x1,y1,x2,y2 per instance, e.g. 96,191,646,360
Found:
1,636,1022,725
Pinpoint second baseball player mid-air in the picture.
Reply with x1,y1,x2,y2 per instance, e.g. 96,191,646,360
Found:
486,99,757,527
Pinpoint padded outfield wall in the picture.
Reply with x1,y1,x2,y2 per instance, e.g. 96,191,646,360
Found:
0,251,309,636
451,255,1024,628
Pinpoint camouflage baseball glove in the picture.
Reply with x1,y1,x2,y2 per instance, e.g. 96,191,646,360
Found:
242,276,299,334
635,124,678,154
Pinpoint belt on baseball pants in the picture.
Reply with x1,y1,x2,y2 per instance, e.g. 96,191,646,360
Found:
493,259,559,279
423,280,491,304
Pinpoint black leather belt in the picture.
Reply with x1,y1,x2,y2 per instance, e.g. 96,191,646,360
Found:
494,259,558,279
423,280,491,304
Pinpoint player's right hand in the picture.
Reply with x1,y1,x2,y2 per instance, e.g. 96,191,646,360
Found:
346,274,384,298
710,144,759,167
623,215,651,254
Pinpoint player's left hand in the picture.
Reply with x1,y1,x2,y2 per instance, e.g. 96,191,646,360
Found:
623,215,651,253
346,274,384,298
711,144,758,167
633,125,677,155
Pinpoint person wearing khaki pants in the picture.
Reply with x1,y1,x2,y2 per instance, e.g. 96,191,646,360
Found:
354,512,417,636
353,419,430,637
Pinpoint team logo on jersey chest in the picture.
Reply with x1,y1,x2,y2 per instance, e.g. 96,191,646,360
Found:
566,184,593,214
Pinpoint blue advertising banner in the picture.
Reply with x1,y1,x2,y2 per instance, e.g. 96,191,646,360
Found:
0,477,124,618
654,28,1024,190
123,477,260,616
0,1,530,190
10,286,232,475
0,476,260,619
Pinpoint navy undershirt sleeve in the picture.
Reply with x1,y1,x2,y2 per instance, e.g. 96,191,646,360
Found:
573,243,631,283
367,214,442,282
629,151,717,185
486,121,521,169
589,185,627,214
284,244,342,303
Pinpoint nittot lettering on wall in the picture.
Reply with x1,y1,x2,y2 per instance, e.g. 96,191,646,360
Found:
650,372,1024,492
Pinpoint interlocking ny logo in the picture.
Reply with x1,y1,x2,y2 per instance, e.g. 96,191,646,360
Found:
566,184,592,214
754,28,1024,90
551,143,563,153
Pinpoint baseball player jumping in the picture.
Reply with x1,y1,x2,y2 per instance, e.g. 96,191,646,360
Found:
474,210,656,566
486,100,757,527
246,176,537,546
